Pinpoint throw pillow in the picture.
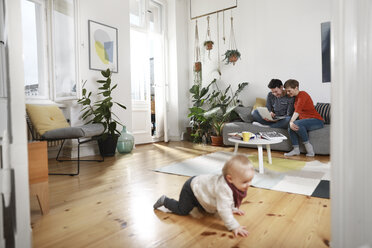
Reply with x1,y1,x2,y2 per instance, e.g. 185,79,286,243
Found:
315,103,331,124
26,104,70,135
234,106,253,123
252,97,266,110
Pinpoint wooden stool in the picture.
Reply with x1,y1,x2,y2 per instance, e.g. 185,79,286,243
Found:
28,141,49,214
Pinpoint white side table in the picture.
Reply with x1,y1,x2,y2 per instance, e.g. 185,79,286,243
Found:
228,137,283,174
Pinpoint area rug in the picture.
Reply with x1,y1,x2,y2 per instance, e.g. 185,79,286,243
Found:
154,151,330,199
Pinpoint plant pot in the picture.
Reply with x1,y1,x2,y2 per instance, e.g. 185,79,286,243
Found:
210,135,224,146
98,134,119,157
194,62,202,72
229,55,238,64
205,42,213,50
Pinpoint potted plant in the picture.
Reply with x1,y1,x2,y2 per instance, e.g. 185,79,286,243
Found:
77,68,127,156
187,80,214,143
204,106,236,146
204,80,249,146
204,40,214,50
223,49,241,65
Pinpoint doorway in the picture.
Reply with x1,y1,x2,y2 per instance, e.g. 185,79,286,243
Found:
130,0,167,144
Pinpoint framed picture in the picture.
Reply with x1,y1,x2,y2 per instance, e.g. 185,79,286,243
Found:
321,22,331,83
88,20,118,73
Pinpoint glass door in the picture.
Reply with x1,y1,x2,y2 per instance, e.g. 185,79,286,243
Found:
130,0,167,144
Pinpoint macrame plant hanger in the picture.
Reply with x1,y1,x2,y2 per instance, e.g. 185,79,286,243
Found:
216,12,221,75
194,20,202,85
222,11,226,44
204,16,213,59
224,13,241,65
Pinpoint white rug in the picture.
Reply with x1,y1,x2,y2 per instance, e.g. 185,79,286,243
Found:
154,151,330,198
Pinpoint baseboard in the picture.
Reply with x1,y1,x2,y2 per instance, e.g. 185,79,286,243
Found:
169,135,181,141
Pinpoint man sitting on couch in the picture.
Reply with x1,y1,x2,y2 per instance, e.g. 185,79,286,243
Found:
252,79,294,128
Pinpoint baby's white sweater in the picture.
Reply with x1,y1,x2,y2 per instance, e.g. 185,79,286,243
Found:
190,174,240,231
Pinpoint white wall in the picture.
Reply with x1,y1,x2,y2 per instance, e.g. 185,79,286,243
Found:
187,0,331,112
75,0,132,132
167,0,190,140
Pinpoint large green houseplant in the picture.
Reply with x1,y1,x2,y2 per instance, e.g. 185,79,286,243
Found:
204,80,248,145
187,80,214,143
78,68,127,156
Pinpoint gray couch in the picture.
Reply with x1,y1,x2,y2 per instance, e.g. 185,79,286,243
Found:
222,105,330,155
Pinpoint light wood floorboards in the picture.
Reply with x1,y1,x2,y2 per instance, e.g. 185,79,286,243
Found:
30,141,330,248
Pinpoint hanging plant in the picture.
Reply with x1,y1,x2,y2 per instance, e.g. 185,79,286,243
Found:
204,40,214,50
193,20,202,84
224,16,240,65
204,16,213,59
223,49,241,65
194,61,202,72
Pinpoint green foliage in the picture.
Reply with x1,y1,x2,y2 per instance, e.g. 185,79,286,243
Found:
187,80,215,142
77,68,126,138
203,40,214,45
204,81,249,136
188,79,249,142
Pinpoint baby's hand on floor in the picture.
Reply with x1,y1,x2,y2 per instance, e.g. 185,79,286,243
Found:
233,209,245,216
233,226,249,237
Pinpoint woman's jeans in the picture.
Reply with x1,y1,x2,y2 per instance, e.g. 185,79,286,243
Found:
252,109,291,129
288,118,324,145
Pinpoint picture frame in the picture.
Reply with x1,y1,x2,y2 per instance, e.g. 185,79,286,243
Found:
321,22,331,83
88,20,118,73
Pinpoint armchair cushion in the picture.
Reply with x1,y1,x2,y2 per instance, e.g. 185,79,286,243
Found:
26,104,69,135
41,124,104,140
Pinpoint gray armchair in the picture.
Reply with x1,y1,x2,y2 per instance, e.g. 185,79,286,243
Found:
26,104,105,176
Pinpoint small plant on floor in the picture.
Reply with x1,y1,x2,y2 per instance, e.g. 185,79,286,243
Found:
204,80,248,137
188,80,214,143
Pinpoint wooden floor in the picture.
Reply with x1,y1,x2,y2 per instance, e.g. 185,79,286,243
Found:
30,141,330,248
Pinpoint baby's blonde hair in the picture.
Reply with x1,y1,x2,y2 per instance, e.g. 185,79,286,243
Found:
222,155,253,176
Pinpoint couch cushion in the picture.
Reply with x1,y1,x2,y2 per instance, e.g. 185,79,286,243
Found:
26,104,70,135
315,103,331,124
234,106,253,122
252,97,266,110
222,122,330,155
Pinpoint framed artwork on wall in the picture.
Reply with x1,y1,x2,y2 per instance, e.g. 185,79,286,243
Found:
321,22,331,83
88,20,118,73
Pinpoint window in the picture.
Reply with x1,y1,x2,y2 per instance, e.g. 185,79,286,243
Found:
21,0,48,98
130,0,145,28
52,0,77,98
21,0,78,100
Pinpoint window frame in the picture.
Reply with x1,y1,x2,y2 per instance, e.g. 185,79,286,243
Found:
23,0,79,102
22,0,50,100
50,0,80,101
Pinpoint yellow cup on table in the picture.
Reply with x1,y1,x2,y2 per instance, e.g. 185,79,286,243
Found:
242,131,253,142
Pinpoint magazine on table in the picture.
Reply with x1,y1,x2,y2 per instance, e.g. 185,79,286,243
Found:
256,107,286,121
259,131,287,140
227,132,243,140
228,132,257,141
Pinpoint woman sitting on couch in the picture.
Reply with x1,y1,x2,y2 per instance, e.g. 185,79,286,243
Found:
283,79,324,157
